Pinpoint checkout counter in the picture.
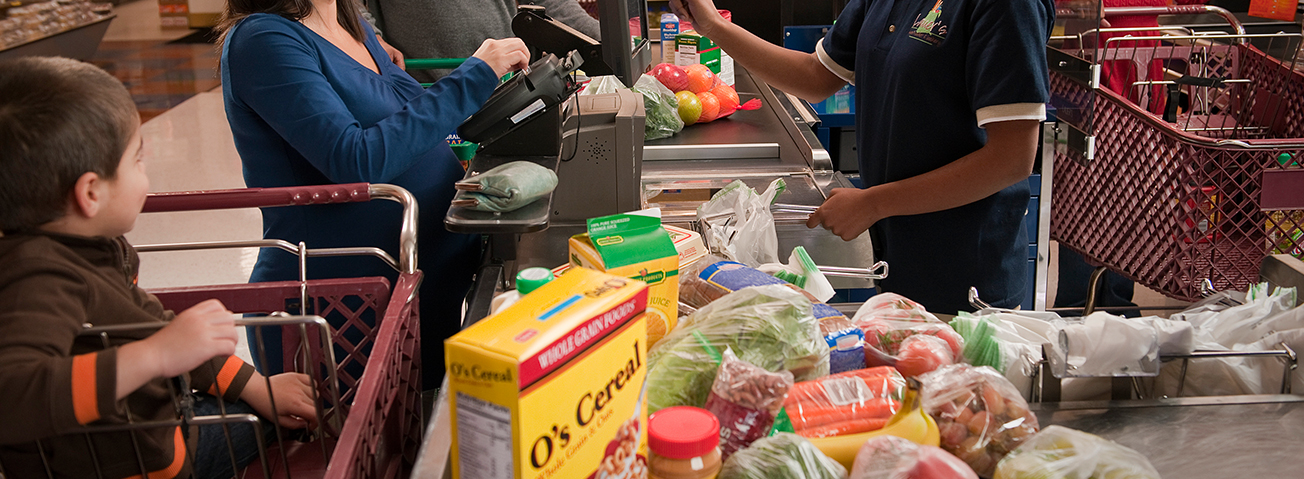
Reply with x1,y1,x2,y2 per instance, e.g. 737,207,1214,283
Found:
417,4,1304,476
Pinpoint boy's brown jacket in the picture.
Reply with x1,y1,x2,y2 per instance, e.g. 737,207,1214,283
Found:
0,232,255,478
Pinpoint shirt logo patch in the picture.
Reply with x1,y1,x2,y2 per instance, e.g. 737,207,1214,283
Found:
909,0,948,46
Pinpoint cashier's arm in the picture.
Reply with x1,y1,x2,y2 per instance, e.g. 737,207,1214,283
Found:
669,0,846,102
807,120,1041,240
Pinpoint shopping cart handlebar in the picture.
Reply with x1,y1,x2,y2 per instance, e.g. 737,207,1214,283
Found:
142,183,419,274
1102,5,1245,36
142,183,373,212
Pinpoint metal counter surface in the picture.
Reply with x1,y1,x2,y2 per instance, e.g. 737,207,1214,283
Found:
445,154,559,234
1031,395,1304,478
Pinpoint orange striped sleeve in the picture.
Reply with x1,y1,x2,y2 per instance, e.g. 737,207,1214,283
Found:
124,426,187,479
206,356,245,397
71,353,100,424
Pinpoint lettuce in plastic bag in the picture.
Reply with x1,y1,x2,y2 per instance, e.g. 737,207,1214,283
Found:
583,74,683,140
647,284,829,412
720,433,847,479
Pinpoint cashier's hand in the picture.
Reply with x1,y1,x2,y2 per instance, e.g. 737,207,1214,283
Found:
670,0,727,38
807,188,880,241
378,35,405,69
473,38,531,78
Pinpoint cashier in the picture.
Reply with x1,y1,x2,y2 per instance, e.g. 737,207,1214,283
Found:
216,0,529,388
672,0,1051,314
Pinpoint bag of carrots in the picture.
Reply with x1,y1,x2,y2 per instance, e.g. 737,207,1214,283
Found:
780,366,907,438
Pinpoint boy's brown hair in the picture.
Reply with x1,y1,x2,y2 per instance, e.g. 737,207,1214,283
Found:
0,57,138,234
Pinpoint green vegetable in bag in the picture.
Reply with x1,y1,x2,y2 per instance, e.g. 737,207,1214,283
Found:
452,161,557,212
646,284,829,413
581,74,684,140
720,433,847,479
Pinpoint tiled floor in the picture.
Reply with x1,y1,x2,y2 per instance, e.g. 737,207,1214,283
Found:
93,0,220,122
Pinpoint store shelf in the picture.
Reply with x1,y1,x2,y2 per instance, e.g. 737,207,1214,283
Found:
0,13,113,61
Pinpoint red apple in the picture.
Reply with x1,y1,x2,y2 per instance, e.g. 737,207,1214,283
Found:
651,63,689,92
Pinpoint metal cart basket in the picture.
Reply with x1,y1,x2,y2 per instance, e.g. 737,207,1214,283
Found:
0,183,422,479
1049,6,1304,302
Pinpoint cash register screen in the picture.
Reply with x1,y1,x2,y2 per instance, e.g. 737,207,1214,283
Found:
596,0,651,86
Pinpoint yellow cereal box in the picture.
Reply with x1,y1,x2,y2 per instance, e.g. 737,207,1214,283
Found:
447,267,649,479
569,212,679,346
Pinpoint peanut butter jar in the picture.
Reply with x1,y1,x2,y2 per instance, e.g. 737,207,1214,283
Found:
648,406,723,479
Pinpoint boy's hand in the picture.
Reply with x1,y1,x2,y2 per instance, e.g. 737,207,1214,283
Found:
151,299,238,378
244,373,318,430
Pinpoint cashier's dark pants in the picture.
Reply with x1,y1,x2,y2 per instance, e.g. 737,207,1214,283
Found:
1054,244,1140,317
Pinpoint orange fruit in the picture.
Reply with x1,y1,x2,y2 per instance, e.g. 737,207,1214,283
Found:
697,91,720,123
676,90,702,125
646,310,671,346
684,64,718,94
711,84,740,108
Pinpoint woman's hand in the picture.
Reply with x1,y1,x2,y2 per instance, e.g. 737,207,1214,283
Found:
472,38,530,78
670,0,727,37
377,35,405,70
806,188,881,241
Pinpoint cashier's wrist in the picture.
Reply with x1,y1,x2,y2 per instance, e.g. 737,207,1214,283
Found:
859,186,888,226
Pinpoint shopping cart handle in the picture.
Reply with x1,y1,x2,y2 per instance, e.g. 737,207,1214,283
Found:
143,183,373,212
405,58,468,70
142,183,420,275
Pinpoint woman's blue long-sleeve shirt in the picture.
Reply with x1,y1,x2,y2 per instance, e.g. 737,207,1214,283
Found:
220,14,496,383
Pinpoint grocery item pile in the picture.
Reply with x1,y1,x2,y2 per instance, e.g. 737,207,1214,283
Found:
443,212,1191,479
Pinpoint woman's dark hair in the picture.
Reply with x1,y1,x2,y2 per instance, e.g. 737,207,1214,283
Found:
0,57,138,233
216,0,366,52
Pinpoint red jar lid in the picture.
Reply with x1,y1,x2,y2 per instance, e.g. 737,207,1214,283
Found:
648,406,720,459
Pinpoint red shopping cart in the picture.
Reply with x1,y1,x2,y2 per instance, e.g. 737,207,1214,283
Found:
1049,5,1304,302
0,183,422,479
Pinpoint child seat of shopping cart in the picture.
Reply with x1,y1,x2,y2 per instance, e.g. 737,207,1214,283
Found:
1049,5,1304,303
0,183,423,479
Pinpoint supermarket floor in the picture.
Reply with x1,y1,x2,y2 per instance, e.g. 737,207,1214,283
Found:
102,0,1186,311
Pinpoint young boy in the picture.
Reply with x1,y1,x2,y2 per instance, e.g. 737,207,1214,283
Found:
0,57,318,479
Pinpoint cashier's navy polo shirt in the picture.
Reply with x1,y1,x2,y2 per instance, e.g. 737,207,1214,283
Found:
817,0,1053,314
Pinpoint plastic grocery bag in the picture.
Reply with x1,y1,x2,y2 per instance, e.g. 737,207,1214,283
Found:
646,284,829,412
705,349,794,458
758,246,836,302
697,179,786,267
1155,283,1302,396
1049,313,1160,377
919,364,1040,478
850,435,977,479
994,426,1161,479
781,366,905,438
720,433,848,479
581,74,684,140
452,160,558,212
949,312,1054,399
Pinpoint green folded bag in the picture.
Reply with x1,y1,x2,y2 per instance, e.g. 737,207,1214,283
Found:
453,161,558,213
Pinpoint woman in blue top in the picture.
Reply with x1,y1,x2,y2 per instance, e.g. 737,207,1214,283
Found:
217,0,528,388
672,0,1051,314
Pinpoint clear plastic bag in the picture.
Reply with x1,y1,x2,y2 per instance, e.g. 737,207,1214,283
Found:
782,366,905,438
949,312,1053,399
719,432,848,479
705,350,794,458
852,293,939,323
697,179,786,267
854,302,964,378
919,364,1040,478
647,284,829,412
994,425,1161,479
452,160,558,212
850,435,977,479
583,74,684,140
